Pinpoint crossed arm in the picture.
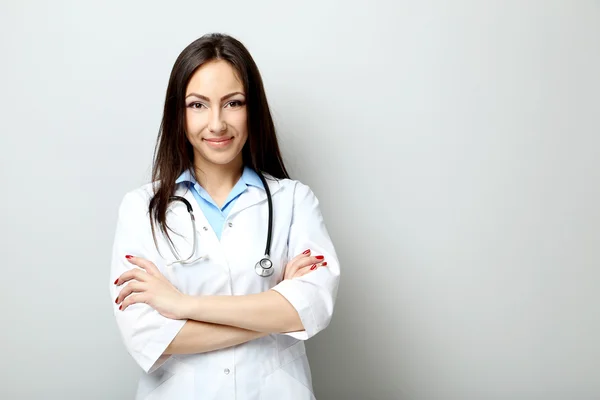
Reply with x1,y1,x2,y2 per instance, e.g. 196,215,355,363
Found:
164,291,302,356
163,291,297,356
164,320,267,355
114,251,327,356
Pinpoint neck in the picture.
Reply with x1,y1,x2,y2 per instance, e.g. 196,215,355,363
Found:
193,157,244,194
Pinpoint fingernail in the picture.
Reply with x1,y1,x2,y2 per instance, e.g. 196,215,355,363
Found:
310,264,317,270
303,249,310,255
125,255,133,259
322,262,328,266
119,305,122,310
315,255,324,260
113,278,118,284
115,297,119,304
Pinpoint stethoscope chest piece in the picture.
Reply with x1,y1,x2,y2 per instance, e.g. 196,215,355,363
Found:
255,256,274,277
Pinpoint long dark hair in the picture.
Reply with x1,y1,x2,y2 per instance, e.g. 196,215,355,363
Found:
149,33,289,248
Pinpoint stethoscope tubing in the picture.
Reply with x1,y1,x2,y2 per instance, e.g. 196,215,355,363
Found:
164,170,274,276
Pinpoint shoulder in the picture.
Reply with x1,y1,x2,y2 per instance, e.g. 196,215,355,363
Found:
123,182,155,201
266,176,319,205
117,182,156,213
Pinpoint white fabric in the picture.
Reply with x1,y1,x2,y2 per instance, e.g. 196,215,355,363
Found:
109,177,340,399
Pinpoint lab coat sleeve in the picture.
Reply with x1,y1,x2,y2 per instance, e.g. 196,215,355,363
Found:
271,182,341,340
109,190,187,374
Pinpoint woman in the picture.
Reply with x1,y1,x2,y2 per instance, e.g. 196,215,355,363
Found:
109,33,340,400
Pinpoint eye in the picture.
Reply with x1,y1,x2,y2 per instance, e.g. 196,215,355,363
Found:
188,102,205,109
225,100,245,108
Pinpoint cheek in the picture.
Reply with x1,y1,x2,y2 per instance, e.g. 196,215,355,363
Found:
232,110,248,138
185,111,206,135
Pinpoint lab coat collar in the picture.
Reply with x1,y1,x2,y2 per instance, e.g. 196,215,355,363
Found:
172,172,282,233
227,173,281,218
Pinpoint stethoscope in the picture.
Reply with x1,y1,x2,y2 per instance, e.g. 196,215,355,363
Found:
164,171,275,277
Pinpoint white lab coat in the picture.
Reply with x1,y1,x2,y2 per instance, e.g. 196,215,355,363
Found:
109,176,340,400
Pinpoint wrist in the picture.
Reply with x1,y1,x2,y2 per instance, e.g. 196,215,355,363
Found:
180,294,200,320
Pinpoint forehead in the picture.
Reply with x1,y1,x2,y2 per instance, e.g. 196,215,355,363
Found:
186,59,244,95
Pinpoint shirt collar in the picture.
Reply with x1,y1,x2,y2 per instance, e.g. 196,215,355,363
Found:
175,166,265,190
175,169,194,184
240,166,264,189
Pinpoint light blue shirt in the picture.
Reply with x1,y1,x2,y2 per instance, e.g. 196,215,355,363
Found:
175,166,264,240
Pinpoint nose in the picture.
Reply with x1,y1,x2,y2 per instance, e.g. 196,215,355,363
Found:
208,109,226,133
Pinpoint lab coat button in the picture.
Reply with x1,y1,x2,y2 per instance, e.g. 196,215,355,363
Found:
203,226,208,231
224,368,230,375
228,222,233,227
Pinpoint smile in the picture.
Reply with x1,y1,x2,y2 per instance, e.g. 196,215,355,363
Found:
203,137,234,148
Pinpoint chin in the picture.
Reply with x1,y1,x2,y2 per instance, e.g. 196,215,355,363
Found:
202,152,243,166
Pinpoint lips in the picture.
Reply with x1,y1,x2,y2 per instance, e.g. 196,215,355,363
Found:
202,137,234,149
203,137,233,143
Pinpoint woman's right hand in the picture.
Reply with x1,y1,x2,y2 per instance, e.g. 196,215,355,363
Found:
283,249,328,280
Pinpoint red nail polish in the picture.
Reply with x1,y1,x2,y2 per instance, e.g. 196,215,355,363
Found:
322,262,328,266
315,255,324,260
303,249,310,255
114,278,118,284
125,255,133,259
115,297,118,304
310,264,317,270
119,305,122,310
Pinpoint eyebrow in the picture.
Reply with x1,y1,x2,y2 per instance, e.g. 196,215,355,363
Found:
185,91,245,102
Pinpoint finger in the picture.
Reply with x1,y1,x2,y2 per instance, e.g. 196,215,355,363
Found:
283,249,312,278
115,268,149,286
294,265,313,278
295,269,309,278
125,255,161,277
289,249,312,264
308,254,325,264
115,281,146,304
295,262,328,278
286,257,308,277
292,254,325,271
119,293,147,311
295,261,328,277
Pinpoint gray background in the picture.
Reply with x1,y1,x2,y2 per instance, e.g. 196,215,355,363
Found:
1,1,599,399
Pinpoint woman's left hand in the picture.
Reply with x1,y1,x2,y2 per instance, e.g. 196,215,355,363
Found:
115,255,190,320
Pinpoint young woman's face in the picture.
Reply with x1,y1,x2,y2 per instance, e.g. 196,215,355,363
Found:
184,59,248,169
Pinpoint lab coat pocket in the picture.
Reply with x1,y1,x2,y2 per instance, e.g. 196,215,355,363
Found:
261,341,316,400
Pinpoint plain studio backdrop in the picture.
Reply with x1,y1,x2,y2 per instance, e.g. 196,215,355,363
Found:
1,1,599,399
